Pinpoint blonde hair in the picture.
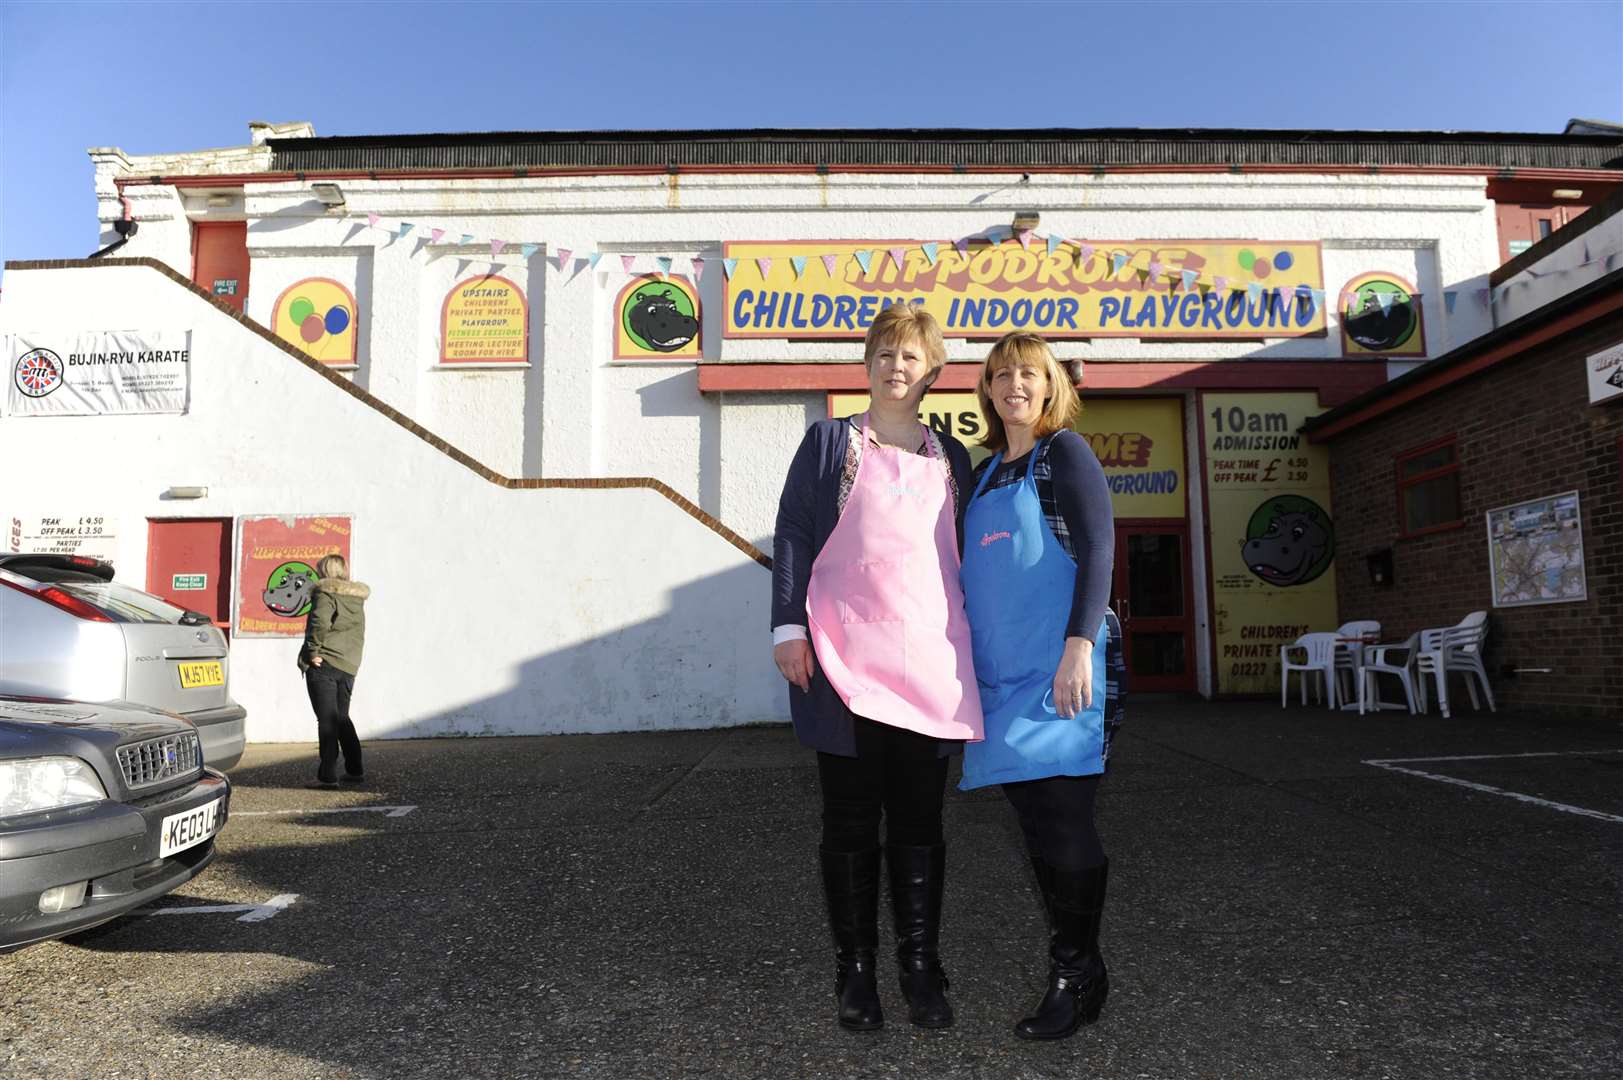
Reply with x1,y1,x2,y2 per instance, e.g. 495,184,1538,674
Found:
863,303,947,381
976,332,1080,453
317,554,349,580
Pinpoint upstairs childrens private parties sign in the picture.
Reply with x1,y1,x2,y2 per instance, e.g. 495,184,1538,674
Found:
724,240,1327,340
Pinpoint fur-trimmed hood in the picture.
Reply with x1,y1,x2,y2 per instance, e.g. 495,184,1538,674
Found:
315,578,370,600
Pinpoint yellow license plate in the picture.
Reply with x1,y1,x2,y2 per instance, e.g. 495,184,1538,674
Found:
177,661,224,689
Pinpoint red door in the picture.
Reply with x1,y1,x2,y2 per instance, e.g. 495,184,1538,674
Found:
147,519,233,633
1111,524,1196,693
191,222,249,312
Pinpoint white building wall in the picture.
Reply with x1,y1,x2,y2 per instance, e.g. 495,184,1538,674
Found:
0,264,781,742
1496,208,1623,324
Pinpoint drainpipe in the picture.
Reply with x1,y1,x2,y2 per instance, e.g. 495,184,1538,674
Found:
89,195,138,258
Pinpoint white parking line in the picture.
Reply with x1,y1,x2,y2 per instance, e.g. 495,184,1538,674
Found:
1362,749,1623,824
143,893,300,922
233,805,418,818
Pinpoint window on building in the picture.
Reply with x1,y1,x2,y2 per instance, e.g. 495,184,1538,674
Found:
1395,437,1462,537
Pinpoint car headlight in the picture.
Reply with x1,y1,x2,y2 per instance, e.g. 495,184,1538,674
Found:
0,757,108,816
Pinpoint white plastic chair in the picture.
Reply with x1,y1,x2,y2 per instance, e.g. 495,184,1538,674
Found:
1333,620,1381,706
1359,633,1423,714
1433,611,1496,717
1280,632,1339,709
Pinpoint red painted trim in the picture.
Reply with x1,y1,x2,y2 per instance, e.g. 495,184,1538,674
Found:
1307,289,1623,440
701,360,1386,405
439,274,528,365
113,165,1623,189
1393,435,1463,538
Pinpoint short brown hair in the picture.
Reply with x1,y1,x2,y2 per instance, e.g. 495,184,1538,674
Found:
975,332,1080,453
863,303,948,379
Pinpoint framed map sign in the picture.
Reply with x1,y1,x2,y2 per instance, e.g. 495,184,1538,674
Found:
1486,491,1586,608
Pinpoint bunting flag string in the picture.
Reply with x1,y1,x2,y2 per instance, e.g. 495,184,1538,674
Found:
721,258,738,280
921,242,939,267
621,254,638,274
655,255,673,276
889,247,908,272
853,250,874,274
521,243,539,260
790,255,808,279
822,253,840,277
691,256,705,282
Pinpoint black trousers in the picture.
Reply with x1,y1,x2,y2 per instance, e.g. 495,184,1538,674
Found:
305,665,363,782
817,714,949,853
1002,774,1105,871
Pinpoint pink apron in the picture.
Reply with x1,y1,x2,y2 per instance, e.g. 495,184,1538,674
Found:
806,415,984,742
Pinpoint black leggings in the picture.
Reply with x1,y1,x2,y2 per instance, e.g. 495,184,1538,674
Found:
305,665,363,782
1001,774,1105,871
817,714,949,853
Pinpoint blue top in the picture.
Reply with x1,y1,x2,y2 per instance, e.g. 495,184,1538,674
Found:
772,417,977,758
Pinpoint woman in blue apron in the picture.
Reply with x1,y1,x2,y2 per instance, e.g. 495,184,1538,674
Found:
960,332,1125,1041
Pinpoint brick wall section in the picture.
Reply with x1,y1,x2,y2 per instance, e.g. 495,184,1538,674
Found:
1325,308,1623,718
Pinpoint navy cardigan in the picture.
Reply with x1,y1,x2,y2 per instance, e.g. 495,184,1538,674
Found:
772,418,977,758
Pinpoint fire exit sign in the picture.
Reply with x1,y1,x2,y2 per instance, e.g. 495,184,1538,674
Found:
172,573,208,591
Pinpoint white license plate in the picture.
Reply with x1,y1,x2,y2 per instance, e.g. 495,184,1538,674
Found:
159,796,224,858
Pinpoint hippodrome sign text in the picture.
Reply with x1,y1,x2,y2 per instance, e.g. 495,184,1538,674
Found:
724,241,1326,340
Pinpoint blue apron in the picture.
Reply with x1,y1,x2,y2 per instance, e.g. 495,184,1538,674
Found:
959,438,1109,790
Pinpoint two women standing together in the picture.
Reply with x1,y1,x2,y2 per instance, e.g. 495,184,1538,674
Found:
772,305,1123,1039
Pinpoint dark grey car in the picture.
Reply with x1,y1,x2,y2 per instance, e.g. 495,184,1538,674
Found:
0,554,246,770
0,695,231,952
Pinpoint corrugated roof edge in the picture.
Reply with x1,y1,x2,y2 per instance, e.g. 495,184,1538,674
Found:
1301,267,1623,439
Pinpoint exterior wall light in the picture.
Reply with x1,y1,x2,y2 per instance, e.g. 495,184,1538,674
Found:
1552,189,1583,199
164,486,208,500
311,183,345,209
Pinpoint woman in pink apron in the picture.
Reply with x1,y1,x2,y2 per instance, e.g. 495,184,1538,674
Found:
772,304,983,1032
959,332,1124,1041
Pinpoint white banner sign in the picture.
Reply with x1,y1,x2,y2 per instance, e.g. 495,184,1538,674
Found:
6,331,191,416
8,515,118,562
1586,341,1623,406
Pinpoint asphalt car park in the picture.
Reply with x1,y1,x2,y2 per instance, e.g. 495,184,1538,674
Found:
2,700,1619,1079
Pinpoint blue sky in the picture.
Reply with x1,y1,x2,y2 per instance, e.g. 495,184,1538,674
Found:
2,0,1620,268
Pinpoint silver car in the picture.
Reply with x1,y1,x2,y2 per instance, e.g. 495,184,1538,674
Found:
0,555,246,770
0,695,231,952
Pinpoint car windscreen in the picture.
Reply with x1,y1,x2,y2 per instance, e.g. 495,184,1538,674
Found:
54,581,189,624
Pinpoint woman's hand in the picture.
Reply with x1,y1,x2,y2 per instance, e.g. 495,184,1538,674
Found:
774,639,816,692
310,655,324,667
1052,636,1093,719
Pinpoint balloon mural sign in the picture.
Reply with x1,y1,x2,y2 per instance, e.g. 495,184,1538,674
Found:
272,278,357,365
235,514,353,637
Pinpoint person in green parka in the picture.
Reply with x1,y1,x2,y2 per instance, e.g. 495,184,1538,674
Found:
298,554,369,788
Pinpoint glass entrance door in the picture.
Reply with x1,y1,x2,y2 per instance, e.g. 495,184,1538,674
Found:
1112,526,1195,692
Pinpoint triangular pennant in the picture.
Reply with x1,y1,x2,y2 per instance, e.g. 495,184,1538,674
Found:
551,247,569,269
722,258,739,279
490,239,506,258
460,234,474,246
367,213,381,229
1197,283,1211,297
1475,287,1491,306
621,254,638,274
755,256,773,278
853,250,874,274
953,238,970,257
1444,291,1458,314
1582,241,1592,265
655,255,673,276
1375,291,1394,314
1077,243,1095,263
1136,268,1151,285
822,253,839,277
1148,260,1164,280
888,247,908,273
1181,269,1198,292
1276,286,1297,311
1048,235,1065,256
1309,289,1326,314
1214,275,1228,293
1112,252,1129,274
790,255,808,279
521,243,539,260
1246,282,1262,302
1606,253,1618,272
921,242,939,266
398,222,414,238
1017,230,1034,251
588,252,602,270
691,256,704,282
430,228,445,244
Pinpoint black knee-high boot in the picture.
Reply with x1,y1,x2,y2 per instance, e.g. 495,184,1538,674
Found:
820,846,883,1031
888,843,954,1029
1015,857,1109,1040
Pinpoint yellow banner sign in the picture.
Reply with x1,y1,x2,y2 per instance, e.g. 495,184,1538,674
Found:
727,240,1325,340
828,393,1186,519
441,275,528,363
1201,392,1339,695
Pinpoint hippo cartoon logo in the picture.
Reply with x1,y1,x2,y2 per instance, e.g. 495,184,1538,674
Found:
1241,495,1335,587
262,561,318,618
1341,274,1424,357
618,276,700,357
